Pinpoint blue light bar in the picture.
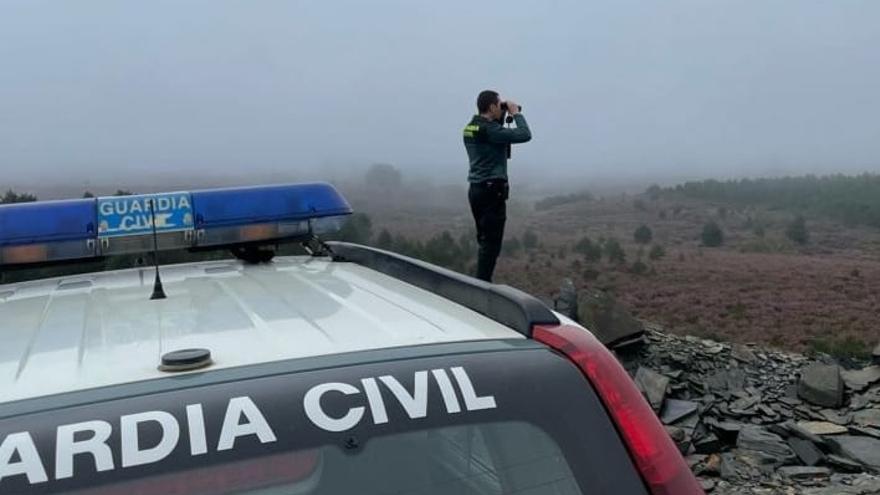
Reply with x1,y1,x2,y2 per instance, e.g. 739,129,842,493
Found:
0,199,95,246
191,183,352,247
191,182,351,228
0,199,97,265
0,183,352,267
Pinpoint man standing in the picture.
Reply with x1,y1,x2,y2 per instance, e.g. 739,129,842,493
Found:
463,90,531,282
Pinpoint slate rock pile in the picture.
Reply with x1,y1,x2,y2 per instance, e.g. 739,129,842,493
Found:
619,324,880,494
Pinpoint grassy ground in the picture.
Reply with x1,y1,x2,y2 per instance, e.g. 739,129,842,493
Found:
360,187,880,355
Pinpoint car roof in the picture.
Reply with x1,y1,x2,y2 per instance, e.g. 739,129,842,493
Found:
0,256,523,404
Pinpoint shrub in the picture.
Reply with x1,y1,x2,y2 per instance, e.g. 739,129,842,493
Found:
392,234,423,258
574,236,602,262
337,213,373,244
785,215,809,245
375,229,393,250
633,225,653,245
649,245,666,260
701,221,724,247
603,238,626,264
422,231,464,271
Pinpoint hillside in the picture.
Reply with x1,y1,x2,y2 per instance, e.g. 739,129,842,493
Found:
357,175,880,357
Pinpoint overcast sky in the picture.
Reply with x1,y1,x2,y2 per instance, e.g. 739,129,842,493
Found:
1,0,879,189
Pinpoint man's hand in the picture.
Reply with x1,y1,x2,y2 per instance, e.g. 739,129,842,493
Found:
505,100,520,116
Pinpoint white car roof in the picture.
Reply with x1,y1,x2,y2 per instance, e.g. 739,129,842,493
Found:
0,257,523,404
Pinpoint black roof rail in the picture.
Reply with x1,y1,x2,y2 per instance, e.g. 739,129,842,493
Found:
327,242,559,337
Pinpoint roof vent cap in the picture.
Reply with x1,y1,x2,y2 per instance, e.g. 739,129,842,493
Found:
159,348,212,372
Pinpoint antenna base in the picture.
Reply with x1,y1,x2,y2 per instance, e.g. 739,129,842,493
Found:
150,273,167,300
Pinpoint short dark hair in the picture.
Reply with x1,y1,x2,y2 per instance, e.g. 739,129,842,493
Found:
477,90,500,114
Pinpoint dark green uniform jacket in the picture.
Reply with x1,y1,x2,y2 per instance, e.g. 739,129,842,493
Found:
463,114,531,183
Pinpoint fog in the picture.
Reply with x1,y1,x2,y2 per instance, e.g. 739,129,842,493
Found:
1,0,879,193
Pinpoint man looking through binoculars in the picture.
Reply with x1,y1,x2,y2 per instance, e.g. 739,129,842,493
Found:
463,90,532,282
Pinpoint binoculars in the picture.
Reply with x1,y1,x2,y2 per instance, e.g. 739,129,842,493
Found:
500,102,522,112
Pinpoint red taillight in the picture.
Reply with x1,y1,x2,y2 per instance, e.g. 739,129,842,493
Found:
533,324,704,495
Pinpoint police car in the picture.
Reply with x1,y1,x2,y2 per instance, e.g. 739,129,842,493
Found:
0,183,703,494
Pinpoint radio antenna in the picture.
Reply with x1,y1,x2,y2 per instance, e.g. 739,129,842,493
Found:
148,198,167,300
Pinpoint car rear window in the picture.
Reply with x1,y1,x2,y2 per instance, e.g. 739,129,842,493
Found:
0,345,648,495
67,421,579,495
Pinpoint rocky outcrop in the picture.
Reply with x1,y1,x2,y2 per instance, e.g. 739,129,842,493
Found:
620,325,880,494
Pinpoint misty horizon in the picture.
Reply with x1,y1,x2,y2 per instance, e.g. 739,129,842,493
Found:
2,0,879,191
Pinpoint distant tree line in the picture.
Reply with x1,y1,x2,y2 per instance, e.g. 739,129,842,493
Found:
660,174,880,228
0,188,135,204
1,189,37,204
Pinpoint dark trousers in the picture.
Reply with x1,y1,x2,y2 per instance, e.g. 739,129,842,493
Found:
468,180,508,282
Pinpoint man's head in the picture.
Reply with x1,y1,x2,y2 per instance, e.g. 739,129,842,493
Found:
477,90,502,120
